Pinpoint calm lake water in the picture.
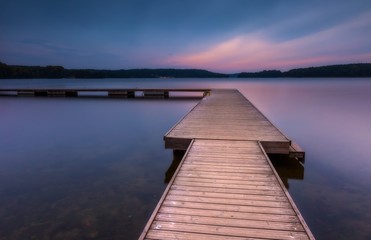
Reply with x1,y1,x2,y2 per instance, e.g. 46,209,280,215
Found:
1,78,371,240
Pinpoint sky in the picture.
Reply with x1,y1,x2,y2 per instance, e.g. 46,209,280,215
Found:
1,0,371,73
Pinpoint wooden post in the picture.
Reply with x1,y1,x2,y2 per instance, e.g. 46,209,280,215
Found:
65,91,78,97
127,91,135,98
34,90,48,96
164,91,169,98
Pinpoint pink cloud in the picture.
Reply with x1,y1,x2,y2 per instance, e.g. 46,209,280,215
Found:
161,12,371,72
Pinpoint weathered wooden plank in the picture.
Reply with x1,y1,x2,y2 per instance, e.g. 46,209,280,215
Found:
168,189,288,202
187,150,266,157
181,163,271,171
159,206,300,223
178,172,274,179
178,171,276,180
185,154,267,161
169,129,286,137
173,180,281,191
165,194,291,208
176,120,273,126
182,160,269,167
174,125,281,132
162,200,295,215
150,221,309,240
190,143,261,149
146,230,256,240
184,156,268,163
178,171,275,184
183,160,268,167
171,185,285,197
188,147,264,154
155,213,305,231
174,177,280,189
179,165,273,174
179,163,271,171
174,176,278,185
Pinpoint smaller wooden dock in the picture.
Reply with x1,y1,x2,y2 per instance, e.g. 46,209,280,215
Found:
0,88,210,99
140,89,313,239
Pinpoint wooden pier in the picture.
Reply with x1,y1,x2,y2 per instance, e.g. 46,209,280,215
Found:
0,88,210,98
140,89,313,239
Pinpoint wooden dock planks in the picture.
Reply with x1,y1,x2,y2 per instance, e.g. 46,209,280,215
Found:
140,140,313,239
141,89,314,239
0,88,209,98
164,89,290,153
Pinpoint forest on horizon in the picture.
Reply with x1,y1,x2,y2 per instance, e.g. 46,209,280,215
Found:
1,61,371,79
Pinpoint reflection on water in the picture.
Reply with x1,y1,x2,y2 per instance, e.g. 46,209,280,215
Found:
269,154,305,189
164,150,185,184
0,97,197,240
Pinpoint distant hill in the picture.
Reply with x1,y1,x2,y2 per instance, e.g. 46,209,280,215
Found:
238,63,371,78
68,68,227,78
237,70,283,78
0,62,227,79
1,61,371,79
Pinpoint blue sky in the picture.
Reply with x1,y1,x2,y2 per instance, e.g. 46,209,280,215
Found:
1,0,370,72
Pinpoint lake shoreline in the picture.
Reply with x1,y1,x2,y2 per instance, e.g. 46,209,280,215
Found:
1,62,371,79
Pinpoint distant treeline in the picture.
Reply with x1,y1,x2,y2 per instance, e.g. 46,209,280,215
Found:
238,63,371,78
0,62,226,79
1,61,371,79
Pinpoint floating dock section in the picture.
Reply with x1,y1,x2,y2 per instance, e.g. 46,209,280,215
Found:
0,88,210,99
140,89,314,239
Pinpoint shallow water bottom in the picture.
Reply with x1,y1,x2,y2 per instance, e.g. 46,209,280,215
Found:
0,97,197,240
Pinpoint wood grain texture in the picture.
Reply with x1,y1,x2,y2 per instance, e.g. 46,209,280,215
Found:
140,90,314,239
164,90,289,150
140,139,313,239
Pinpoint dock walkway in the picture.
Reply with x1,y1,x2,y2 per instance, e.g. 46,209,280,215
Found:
0,88,209,98
140,89,313,239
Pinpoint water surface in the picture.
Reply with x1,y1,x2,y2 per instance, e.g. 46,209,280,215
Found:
1,78,371,239
0,96,198,239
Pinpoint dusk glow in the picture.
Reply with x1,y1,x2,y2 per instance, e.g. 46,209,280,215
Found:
1,0,370,72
